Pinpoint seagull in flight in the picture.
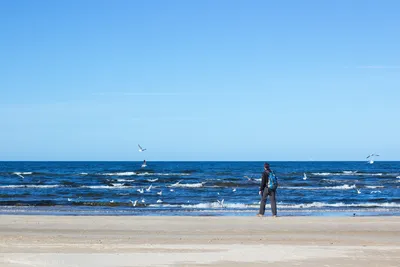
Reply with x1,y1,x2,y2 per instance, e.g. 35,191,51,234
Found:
137,188,144,194
138,144,147,152
14,172,25,179
367,153,380,164
232,187,237,192
145,184,152,192
157,190,162,196
156,199,163,203
217,199,225,208
303,173,307,180
355,186,361,194
130,200,138,207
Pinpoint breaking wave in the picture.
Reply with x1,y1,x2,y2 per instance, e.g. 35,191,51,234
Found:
282,184,357,190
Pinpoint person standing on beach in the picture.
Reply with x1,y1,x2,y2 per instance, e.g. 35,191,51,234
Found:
257,162,277,217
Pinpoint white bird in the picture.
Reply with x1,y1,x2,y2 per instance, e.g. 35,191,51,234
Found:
156,199,163,203
303,173,307,180
367,153,380,164
110,200,114,203
157,190,162,196
217,192,220,195
14,172,24,179
67,198,72,202
138,144,147,152
130,200,138,207
232,188,237,192
137,188,144,194
356,188,361,194
217,199,225,208
141,199,145,203
146,184,152,192
366,153,380,159
170,189,174,192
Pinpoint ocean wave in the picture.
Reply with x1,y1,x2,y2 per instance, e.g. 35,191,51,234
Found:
13,172,33,175
100,172,190,177
0,185,60,189
342,171,358,174
370,191,382,194
116,179,135,182
169,182,205,188
282,184,357,190
181,202,247,209
312,172,383,176
365,186,384,189
100,172,137,176
167,201,400,209
82,185,134,189
281,202,400,209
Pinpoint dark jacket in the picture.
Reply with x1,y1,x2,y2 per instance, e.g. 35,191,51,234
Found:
259,170,270,191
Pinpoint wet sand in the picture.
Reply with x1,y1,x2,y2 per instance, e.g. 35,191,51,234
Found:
0,216,399,266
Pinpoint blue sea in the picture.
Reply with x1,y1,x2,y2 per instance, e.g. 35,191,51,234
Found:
0,161,399,216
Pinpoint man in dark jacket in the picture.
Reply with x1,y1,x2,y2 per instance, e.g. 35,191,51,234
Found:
257,162,277,217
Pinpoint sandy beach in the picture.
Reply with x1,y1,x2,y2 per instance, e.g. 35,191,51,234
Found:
0,216,399,266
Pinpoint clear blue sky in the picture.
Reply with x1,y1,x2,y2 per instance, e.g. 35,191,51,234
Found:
1,0,399,161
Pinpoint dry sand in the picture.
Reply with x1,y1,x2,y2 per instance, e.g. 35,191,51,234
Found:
0,216,399,266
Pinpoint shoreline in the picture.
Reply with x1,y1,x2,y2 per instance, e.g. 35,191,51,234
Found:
1,204,400,217
1,216,399,266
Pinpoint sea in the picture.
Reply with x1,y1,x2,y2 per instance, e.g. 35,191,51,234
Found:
0,161,399,216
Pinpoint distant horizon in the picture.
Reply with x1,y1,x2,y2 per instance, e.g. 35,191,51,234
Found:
1,160,398,162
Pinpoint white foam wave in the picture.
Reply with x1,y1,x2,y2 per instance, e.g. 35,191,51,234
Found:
370,191,381,194
80,173,88,175
281,202,400,209
147,178,158,182
0,185,60,189
312,172,383,176
165,201,400,209
101,172,189,176
282,184,357,190
13,172,33,175
83,185,134,189
101,172,137,176
169,182,205,188
117,179,135,182
397,176,400,179
365,186,384,189
342,171,358,174
141,173,190,176
181,202,248,209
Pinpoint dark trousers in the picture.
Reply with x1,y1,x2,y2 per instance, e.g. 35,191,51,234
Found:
259,188,277,216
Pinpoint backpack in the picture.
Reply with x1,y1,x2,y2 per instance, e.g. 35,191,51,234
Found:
268,171,278,190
